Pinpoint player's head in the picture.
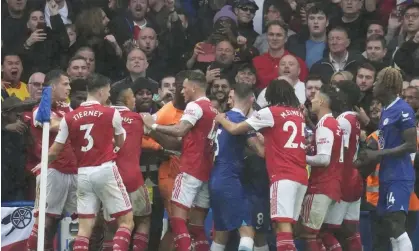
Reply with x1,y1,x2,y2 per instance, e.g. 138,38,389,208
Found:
265,79,300,108
181,70,207,103
336,80,361,111
45,69,71,102
69,79,88,109
174,71,188,110
373,67,403,102
110,83,136,111
227,89,235,109
232,83,254,107
312,84,344,116
86,73,112,105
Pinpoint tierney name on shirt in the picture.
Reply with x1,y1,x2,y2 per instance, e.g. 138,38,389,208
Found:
72,110,104,120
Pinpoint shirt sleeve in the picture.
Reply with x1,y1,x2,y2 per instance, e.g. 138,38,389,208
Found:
112,109,125,135
245,107,274,131
399,106,416,131
256,88,268,108
315,126,334,156
337,116,351,149
180,102,203,126
55,117,69,144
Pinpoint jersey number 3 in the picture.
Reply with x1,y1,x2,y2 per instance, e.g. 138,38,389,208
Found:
283,121,306,149
80,123,94,152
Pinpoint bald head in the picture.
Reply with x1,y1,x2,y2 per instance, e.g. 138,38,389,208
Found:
138,27,158,55
279,55,300,82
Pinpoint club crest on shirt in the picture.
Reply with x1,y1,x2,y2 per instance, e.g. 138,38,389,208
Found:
383,118,389,126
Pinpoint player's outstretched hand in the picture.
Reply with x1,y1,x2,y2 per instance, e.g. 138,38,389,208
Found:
141,113,155,128
215,113,226,122
31,163,41,174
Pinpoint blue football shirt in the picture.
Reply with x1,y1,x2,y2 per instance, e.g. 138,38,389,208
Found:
378,97,416,182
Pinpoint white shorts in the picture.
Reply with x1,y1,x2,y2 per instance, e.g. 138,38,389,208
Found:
324,199,361,227
270,179,307,223
77,161,132,218
104,185,152,222
171,172,210,209
300,194,335,232
34,168,77,218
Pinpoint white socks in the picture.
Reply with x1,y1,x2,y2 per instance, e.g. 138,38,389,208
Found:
390,232,413,251
254,244,269,251
210,241,225,251
238,237,254,251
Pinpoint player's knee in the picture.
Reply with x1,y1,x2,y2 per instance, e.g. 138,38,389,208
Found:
189,206,208,225
117,211,134,230
238,225,255,238
382,211,407,238
44,217,59,239
340,221,358,237
214,231,229,245
274,221,293,233
134,215,151,232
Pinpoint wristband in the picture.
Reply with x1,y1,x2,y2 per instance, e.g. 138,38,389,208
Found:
151,123,158,131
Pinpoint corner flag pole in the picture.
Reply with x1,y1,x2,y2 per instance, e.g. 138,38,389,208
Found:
35,86,52,251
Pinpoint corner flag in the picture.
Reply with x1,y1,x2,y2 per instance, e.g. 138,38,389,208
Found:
35,86,52,251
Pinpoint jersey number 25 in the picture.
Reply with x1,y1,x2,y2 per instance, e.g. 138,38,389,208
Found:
283,121,306,149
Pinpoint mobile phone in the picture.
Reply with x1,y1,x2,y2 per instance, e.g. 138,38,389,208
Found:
36,22,46,31
197,43,216,63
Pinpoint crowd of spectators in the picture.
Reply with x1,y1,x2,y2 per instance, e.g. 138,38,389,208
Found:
1,0,419,249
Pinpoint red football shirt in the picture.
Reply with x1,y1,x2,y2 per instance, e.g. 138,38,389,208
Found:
31,103,77,174
337,111,363,202
179,97,217,181
55,101,125,168
113,106,144,193
246,106,308,185
308,113,344,201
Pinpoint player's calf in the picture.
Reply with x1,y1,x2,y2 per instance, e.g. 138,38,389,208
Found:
211,230,229,251
383,211,413,251
238,226,255,251
132,215,151,251
27,216,58,251
337,221,361,251
189,207,210,251
113,211,135,251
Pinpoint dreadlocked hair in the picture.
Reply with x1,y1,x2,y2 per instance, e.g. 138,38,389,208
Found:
265,79,300,108
336,80,361,111
376,67,403,96
320,84,346,116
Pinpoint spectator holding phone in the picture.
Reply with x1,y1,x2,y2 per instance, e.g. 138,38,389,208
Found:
21,3,69,78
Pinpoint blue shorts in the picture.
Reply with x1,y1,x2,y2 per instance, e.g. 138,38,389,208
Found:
377,180,414,216
249,192,271,233
210,176,252,231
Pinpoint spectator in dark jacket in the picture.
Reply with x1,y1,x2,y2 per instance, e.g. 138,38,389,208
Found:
20,7,68,79
1,96,37,201
310,26,364,84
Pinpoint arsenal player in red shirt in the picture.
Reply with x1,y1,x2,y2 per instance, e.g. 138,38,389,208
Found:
300,85,345,251
142,70,218,251
42,74,134,251
325,81,363,251
103,83,152,251
27,70,77,251
214,79,308,251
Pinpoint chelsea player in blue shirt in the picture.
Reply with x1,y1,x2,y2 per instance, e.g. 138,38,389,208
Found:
209,84,264,251
361,67,416,251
